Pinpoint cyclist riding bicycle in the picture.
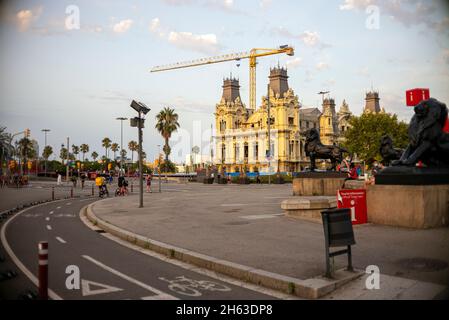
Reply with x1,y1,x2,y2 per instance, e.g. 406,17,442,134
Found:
95,175,109,197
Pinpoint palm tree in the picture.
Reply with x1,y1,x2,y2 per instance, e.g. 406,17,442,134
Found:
72,145,80,161
60,147,68,164
155,107,180,163
0,127,13,173
42,146,53,161
80,144,89,162
102,137,112,160
17,137,36,173
42,145,53,176
91,151,98,162
111,143,119,161
120,149,127,159
128,140,138,164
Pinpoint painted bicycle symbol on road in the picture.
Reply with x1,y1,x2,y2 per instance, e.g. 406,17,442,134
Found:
158,276,231,297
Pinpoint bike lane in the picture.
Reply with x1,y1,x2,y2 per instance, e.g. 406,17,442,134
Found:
2,197,279,300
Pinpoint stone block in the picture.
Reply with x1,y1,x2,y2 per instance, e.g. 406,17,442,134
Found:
281,197,337,223
366,184,449,228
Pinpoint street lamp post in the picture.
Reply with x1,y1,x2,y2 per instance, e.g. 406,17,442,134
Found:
130,100,150,208
41,129,50,177
157,144,161,193
66,137,69,184
116,117,128,175
267,84,271,185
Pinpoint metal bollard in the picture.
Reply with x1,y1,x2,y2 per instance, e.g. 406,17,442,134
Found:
51,187,55,201
70,187,74,198
38,241,48,300
91,184,94,196
131,182,133,193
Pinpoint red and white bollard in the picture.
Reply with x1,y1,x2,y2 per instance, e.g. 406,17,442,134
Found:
38,241,48,300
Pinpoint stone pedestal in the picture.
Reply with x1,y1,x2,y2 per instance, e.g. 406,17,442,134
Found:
366,184,449,229
281,197,337,223
293,172,347,196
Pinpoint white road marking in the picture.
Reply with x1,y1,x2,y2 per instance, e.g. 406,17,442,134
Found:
56,236,66,244
49,211,54,215
45,217,50,221
82,255,177,300
240,214,281,220
81,279,122,296
0,205,63,300
220,203,247,207
66,203,71,206
79,206,297,300
46,225,52,230
56,206,61,209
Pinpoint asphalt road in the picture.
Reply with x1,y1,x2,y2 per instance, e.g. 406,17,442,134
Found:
0,196,279,300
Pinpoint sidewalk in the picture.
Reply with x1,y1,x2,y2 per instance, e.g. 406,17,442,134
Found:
88,183,449,299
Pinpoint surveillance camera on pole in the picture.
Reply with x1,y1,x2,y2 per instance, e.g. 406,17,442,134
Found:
129,100,150,208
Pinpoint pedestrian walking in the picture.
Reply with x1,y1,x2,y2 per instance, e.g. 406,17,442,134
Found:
57,173,62,186
146,174,152,193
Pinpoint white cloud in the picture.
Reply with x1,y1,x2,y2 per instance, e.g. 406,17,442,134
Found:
16,7,42,32
168,31,220,54
286,57,302,69
260,0,272,9
339,0,373,11
113,19,133,33
316,62,330,71
150,18,221,54
299,31,321,47
272,27,331,49
339,0,448,33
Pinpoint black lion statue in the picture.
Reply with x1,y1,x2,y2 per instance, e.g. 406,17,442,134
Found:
392,98,449,167
304,128,350,171
379,135,404,166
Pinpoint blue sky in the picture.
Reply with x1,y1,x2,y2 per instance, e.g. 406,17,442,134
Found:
1,0,448,163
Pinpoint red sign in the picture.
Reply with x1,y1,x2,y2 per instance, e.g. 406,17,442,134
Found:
406,88,430,106
337,189,367,225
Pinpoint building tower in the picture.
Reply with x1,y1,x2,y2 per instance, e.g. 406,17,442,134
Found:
222,77,241,103
364,91,381,113
319,98,339,145
269,66,289,98
337,99,352,143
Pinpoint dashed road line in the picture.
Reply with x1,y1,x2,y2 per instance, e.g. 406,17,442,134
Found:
56,236,66,244
49,211,54,215
46,225,52,230
45,217,50,221
56,206,61,209
82,255,177,300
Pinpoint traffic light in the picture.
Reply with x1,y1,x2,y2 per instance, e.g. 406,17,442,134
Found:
25,128,30,138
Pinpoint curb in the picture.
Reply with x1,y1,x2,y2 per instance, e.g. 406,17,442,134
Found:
85,202,364,299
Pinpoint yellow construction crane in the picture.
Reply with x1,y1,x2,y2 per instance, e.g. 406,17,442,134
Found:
150,45,294,110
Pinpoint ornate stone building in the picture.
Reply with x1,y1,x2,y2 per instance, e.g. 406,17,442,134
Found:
214,67,353,173
363,91,385,114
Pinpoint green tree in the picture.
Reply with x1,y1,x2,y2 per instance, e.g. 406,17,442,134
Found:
128,140,138,164
102,137,112,160
0,127,13,172
60,147,68,163
111,143,119,161
343,112,409,165
17,137,36,172
80,144,89,162
155,107,180,163
91,151,98,161
42,145,53,161
72,145,80,160
120,149,127,159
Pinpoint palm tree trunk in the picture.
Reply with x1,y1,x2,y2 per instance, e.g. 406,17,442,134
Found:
165,137,169,162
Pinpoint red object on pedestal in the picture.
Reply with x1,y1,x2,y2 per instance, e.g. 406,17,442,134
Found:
406,88,430,106
443,117,449,133
337,189,367,225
